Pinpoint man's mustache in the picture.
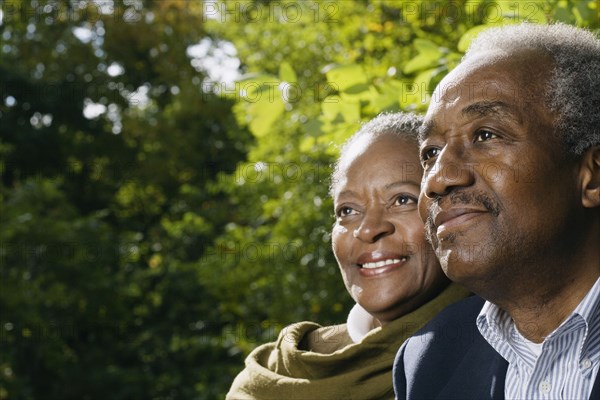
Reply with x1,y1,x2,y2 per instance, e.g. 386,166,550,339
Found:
424,191,501,244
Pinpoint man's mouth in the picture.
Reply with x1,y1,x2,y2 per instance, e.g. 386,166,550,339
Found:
425,191,501,242
435,208,486,236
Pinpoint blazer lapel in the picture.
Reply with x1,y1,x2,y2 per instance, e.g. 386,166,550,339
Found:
589,374,600,400
439,333,508,399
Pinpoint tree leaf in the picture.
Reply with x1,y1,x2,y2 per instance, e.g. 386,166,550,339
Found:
403,39,443,74
321,96,360,124
279,62,297,83
247,94,285,138
323,64,368,93
458,25,494,52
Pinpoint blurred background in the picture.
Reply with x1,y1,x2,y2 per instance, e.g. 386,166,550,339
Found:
0,0,598,399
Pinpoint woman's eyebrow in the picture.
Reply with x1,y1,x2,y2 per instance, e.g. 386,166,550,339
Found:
384,181,420,191
335,189,358,199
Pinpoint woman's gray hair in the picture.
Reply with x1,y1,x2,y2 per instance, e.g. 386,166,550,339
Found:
464,22,600,155
330,112,423,196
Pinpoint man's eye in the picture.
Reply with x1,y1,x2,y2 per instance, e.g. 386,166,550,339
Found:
394,195,417,206
421,147,440,163
475,130,497,142
336,206,358,217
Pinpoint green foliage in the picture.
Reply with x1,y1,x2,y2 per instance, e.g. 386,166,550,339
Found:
0,0,598,399
205,0,599,397
1,1,247,399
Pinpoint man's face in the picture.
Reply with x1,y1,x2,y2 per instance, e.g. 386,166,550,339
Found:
418,51,582,297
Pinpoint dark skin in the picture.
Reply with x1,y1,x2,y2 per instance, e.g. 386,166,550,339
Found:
419,49,600,342
332,134,449,326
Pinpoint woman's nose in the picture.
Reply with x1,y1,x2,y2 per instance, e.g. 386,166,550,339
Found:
352,208,395,243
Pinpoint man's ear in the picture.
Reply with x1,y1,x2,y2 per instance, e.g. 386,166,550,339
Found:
580,146,600,208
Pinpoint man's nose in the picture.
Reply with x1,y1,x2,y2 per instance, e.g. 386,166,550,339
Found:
421,144,475,199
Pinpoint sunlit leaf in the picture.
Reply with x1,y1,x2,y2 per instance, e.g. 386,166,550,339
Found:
458,24,495,52
279,62,297,83
403,39,444,74
247,95,285,138
323,64,368,93
400,67,447,111
321,96,360,124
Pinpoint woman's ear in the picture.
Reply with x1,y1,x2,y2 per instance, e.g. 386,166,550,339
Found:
580,146,600,208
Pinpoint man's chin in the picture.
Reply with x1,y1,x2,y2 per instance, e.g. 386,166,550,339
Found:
440,262,473,287
424,224,438,247
430,231,459,256
436,246,467,278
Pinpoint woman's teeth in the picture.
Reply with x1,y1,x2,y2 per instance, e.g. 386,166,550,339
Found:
361,257,407,269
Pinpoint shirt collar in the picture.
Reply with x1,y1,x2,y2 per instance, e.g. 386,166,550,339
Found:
346,303,378,343
573,277,600,360
477,276,600,364
476,299,515,361
572,277,600,324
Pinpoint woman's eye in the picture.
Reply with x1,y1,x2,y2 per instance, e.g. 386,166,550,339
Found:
475,130,497,142
394,195,417,207
336,206,358,217
421,147,440,163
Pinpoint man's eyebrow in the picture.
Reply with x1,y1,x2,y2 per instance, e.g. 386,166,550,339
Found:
418,120,435,143
419,100,518,144
461,100,517,121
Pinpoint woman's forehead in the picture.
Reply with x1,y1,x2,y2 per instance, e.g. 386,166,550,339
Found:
339,134,418,166
333,135,422,194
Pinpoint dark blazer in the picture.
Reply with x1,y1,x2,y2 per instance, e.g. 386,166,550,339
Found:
393,296,600,400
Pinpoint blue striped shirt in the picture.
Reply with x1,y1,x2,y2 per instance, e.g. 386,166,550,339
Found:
477,277,600,399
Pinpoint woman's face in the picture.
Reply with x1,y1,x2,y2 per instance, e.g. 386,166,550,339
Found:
332,134,448,325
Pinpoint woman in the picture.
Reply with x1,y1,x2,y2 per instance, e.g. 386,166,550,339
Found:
226,112,468,399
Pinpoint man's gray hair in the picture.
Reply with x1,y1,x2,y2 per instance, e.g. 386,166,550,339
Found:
464,23,600,155
330,112,422,196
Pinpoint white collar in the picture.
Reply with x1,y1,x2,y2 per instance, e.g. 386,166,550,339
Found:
477,277,600,340
346,303,378,343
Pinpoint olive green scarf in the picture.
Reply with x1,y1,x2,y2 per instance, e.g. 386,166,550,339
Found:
226,284,469,400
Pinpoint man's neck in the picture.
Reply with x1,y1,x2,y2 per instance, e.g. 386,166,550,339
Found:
502,270,599,343
485,222,600,343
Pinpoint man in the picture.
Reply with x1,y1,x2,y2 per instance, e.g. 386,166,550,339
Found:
393,23,600,399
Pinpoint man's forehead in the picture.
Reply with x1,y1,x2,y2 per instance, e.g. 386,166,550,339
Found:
420,100,518,140
432,50,548,99
419,53,548,143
